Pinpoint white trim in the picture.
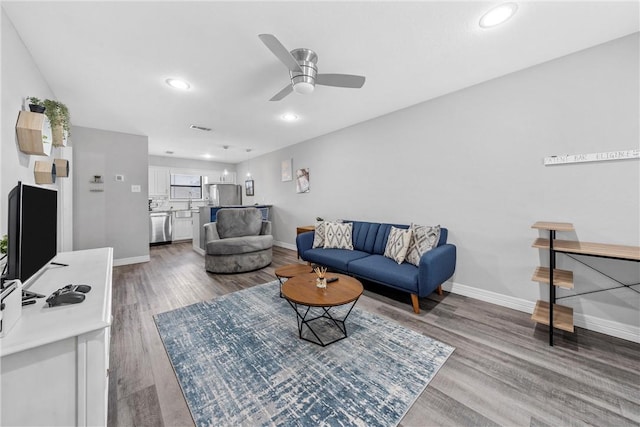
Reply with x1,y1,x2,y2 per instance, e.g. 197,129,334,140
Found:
444,281,639,343
113,255,150,266
274,241,297,251
192,246,205,256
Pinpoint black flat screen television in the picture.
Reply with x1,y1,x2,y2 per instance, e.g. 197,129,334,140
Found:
4,181,58,287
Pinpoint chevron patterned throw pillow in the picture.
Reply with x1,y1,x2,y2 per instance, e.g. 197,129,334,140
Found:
383,226,413,264
406,224,441,266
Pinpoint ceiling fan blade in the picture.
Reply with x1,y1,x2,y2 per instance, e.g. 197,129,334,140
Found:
269,84,293,101
258,34,302,73
316,74,366,88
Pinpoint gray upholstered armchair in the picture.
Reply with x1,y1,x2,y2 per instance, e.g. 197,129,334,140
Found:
204,207,273,273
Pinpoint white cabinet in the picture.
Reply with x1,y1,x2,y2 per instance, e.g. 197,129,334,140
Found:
1,248,113,427
192,210,204,254
207,171,236,184
149,166,169,197
173,214,193,241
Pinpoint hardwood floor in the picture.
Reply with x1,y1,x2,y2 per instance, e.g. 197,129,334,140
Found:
108,242,639,426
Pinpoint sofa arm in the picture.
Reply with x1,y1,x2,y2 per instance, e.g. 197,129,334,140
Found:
296,231,314,259
261,221,272,236
417,244,457,297
204,222,220,244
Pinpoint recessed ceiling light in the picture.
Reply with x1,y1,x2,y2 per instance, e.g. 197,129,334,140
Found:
281,113,299,122
165,78,190,90
202,153,212,159
479,3,518,28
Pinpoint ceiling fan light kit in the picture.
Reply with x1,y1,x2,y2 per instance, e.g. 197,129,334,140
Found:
258,34,365,101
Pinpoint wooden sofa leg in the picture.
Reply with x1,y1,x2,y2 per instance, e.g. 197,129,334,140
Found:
410,294,420,314
437,285,443,296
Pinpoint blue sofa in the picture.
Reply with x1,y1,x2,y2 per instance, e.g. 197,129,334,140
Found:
296,220,456,314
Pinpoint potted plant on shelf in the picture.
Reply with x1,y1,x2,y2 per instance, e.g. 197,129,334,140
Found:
42,99,71,147
27,96,46,113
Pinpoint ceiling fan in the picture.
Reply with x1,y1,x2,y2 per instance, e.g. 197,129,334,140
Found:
258,34,366,101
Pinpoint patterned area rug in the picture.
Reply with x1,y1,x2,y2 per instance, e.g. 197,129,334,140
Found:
154,281,454,427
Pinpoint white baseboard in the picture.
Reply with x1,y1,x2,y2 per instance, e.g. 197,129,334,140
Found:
192,246,205,256
113,255,150,267
274,241,297,251
444,281,639,343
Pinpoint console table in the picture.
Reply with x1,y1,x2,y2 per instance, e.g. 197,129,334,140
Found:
531,222,639,346
0,247,113,426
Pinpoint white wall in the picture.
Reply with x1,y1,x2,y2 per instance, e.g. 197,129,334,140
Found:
72,126,149,265
1,9,72,251
237,34,640,340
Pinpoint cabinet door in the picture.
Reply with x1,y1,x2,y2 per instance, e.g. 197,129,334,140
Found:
192,213,201,250
149,167,170,197
155,168,169,196
148,168,157,196
173,218,193,240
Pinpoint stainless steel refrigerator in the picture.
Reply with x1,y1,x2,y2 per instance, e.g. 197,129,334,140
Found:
207,184,242,206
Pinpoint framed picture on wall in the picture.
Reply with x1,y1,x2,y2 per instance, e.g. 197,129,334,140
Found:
296,168,310,193
245,179,254,196
281,158,293,182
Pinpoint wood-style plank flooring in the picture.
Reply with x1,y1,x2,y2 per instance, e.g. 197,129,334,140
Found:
108,242,640,426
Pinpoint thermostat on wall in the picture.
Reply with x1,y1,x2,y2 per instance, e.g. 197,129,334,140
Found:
115,174,125,181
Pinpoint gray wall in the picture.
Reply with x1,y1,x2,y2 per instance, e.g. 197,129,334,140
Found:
236,34,640,338
0,9,72,250
1,9,56,230
72,126,149,264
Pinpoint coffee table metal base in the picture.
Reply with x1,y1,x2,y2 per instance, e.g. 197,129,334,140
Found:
286,299,359,347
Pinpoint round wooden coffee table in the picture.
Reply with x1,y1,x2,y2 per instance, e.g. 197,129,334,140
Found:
274,263,314,296
281,273,363,346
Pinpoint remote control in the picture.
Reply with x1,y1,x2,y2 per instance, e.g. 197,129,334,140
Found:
326,277,339,283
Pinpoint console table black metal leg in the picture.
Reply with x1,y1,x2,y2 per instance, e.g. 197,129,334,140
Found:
549,230,556,347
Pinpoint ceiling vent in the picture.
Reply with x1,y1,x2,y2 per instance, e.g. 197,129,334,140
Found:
190,125,212,132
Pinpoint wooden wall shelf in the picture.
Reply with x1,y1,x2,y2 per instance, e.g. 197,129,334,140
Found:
16,111,52,156
34,161,56,184
54,158,70,177
52,124,68,147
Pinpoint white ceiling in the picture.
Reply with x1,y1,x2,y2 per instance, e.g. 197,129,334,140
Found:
3,1,638,163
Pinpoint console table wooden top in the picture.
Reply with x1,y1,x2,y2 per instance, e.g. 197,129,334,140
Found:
532,238,640,261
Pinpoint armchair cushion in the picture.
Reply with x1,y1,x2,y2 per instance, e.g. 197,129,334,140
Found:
216,208,262,239
206,235,273,255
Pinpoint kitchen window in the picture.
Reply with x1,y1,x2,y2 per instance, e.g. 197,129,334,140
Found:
170,174,202,199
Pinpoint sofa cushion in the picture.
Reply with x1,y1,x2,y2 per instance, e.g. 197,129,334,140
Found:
348,254,419,293
324,222,353,250
206,235,273,255
406,224,441,266
303,248,369,272
351,221,409,255
216,208,262,239
383,226,413,264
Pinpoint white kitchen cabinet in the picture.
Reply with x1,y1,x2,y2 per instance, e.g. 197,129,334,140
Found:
207,171,236,184
149,166,169,197
1,248,113,427
192,210,204,254
173,214,193,241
